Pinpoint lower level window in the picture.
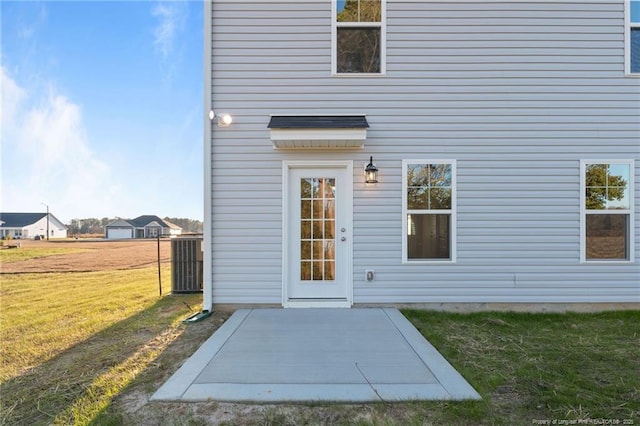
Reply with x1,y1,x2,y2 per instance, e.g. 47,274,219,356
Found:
407,214,450,259
585,214,629,260
403,160,456,262
581,161,634,261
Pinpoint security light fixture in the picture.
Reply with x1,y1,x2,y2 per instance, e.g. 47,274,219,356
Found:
208,110,232,127
364,156,378,183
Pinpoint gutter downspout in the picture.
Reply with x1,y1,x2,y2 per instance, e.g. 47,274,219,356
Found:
202,0,213,313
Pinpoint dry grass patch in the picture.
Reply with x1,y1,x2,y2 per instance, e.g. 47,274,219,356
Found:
0,240,171,273
0,246,86,263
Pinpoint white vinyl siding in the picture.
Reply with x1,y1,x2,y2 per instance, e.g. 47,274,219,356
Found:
208,0,640,306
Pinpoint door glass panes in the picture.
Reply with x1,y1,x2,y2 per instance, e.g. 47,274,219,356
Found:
300,178,336,281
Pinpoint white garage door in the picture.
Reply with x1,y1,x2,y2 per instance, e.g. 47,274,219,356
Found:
107,228,132,239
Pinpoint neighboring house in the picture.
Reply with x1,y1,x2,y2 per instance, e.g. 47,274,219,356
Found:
203,1,639,310
0,212,68,239
105,215,182,239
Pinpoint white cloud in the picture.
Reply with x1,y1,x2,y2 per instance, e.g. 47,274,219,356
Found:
17,3,47,40
0,67,122,222
152,1,186,60
151,1,188,85
1,67,26,126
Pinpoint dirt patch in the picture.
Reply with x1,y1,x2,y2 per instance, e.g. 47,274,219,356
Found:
1,239,172,273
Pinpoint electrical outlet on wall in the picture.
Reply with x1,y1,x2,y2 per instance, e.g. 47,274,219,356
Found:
365,270,375,281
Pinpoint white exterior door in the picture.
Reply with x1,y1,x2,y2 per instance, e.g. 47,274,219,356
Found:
284,162,352,307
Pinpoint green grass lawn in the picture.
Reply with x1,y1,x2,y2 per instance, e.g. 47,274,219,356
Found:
1,268,171,382
403,309,640,425
1,268,638,425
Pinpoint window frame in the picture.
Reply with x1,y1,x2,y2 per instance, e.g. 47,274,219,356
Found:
402,159,457,264
580,159,635,263
331,0,387,76
625,0,640,76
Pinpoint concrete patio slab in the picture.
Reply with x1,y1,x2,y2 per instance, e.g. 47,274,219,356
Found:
151,308,481,402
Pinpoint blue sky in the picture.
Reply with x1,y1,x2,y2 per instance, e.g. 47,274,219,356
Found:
1,1,203,223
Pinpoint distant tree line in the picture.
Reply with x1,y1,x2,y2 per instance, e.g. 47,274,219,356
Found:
67,218,113,235
66,217,203,235
164,217,203,234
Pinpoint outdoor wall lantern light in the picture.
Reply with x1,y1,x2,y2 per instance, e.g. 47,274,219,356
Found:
208,110,232,127
364,156,379,183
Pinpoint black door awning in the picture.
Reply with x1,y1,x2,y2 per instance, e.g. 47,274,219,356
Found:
267,115,369,149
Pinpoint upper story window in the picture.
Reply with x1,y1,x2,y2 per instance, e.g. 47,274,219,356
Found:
402,160,457,263
627,0,640,75
333,0,386,75
581,161,635,262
